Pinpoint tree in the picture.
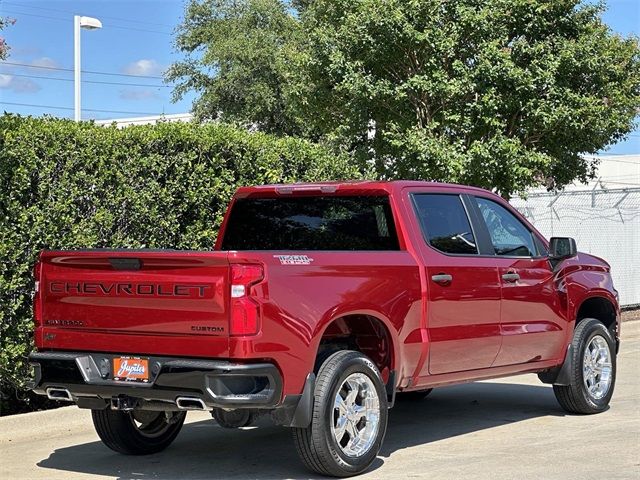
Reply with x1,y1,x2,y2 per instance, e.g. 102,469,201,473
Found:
169,0,640,198
301,0,640,197
167,0,307,135
0,16,16,60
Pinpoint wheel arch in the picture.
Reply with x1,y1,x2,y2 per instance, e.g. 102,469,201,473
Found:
314,310,400,386
575,294,619,336
540,295,619,386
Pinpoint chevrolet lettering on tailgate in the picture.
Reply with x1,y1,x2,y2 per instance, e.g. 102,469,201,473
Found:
49,282,210,297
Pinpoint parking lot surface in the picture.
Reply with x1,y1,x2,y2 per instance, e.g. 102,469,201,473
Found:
1,320,638,480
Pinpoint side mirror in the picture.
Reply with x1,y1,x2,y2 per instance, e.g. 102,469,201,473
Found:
549,237,577,261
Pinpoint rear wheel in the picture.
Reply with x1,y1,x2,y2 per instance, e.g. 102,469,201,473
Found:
292,350,388,477
92,409,186,455
553,318,616,414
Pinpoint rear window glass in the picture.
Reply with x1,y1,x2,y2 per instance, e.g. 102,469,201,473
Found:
221,196,400,251
412,194,478,255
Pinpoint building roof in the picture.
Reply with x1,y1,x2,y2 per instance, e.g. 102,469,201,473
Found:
94,113,193,128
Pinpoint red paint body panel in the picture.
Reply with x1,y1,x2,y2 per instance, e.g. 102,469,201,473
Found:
493,257,567,366
34,181,621,400
422,259,502,374
37,251,232,357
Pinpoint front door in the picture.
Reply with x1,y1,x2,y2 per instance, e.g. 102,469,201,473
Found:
470,195,567,366
409,192,502,375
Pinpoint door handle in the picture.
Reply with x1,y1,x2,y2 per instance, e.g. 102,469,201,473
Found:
502,272,520,282
431,274,453,284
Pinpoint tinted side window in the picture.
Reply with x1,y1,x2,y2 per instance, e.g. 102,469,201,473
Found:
475,197,536,257
221,196,400,251
534,235,548,256
412,194,478,254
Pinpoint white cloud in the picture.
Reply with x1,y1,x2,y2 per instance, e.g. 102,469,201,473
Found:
13,78,40,93
122,59,164,77
119,89,161,101
30,56,60,69
10,46,42,57
0,74,41,93
0,74,11,88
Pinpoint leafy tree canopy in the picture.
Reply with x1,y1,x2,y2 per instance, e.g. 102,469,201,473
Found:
0,16,16,60
168,0,640,198
167,0,306,135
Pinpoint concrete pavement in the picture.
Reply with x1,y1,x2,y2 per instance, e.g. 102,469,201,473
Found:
2,321,639,480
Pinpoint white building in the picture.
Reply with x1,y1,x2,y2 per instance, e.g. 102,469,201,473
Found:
95,113,193,128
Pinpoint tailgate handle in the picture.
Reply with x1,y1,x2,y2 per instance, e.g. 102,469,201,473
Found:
109,258,142,270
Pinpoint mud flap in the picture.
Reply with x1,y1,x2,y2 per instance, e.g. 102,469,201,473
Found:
386,370,396,408
538,344,574,386
288,373,316,428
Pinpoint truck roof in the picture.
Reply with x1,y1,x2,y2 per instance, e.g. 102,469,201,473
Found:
234,180,494,197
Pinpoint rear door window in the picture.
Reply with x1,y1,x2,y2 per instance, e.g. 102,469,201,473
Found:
412,194,478,255
221,196,400,250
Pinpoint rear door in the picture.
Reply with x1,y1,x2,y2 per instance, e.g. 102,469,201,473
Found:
469,196,567,365
407,191,502,375
37,250,231,357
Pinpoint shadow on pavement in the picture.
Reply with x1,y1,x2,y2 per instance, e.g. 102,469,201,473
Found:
37,381,563,479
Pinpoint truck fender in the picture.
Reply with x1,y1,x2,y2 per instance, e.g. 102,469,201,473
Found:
315,309,402,383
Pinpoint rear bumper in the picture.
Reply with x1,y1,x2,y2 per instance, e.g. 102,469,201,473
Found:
29,351,283,410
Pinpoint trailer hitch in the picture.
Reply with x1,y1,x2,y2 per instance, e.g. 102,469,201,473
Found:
110,395,139,411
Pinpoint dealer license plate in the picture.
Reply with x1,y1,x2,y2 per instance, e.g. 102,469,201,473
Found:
112,356,150,382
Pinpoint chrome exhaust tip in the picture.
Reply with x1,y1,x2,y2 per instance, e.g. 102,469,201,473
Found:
46,387,73,402
175,396,207,410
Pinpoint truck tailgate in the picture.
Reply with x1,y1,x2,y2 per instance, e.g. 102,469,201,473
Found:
36,250,231,357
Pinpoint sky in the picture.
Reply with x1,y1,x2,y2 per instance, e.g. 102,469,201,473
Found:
0,0,638,154
0,0,195,120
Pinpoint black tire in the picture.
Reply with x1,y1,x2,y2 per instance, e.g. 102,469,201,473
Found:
211,408,255,428
553,318,617,414
92,409,186,455
396,388,433,401
292,350,388,477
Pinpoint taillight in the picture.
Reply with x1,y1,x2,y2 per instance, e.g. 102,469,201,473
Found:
230,264,264,336
33,261,42,325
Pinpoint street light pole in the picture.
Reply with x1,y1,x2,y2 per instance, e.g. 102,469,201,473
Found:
74,15,102,122
74,16,81,122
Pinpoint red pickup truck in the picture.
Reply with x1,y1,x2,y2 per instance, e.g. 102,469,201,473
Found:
30,181,620,477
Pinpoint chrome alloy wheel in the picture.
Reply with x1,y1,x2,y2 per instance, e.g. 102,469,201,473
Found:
582,335,613,400
331,372,381,458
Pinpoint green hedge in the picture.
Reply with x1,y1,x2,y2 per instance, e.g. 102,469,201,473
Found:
0,114,360,414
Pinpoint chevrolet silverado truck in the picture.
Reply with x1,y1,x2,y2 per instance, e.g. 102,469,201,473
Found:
29,181,620,477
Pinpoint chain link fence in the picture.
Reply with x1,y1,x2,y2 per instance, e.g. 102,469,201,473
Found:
511,187,640,308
